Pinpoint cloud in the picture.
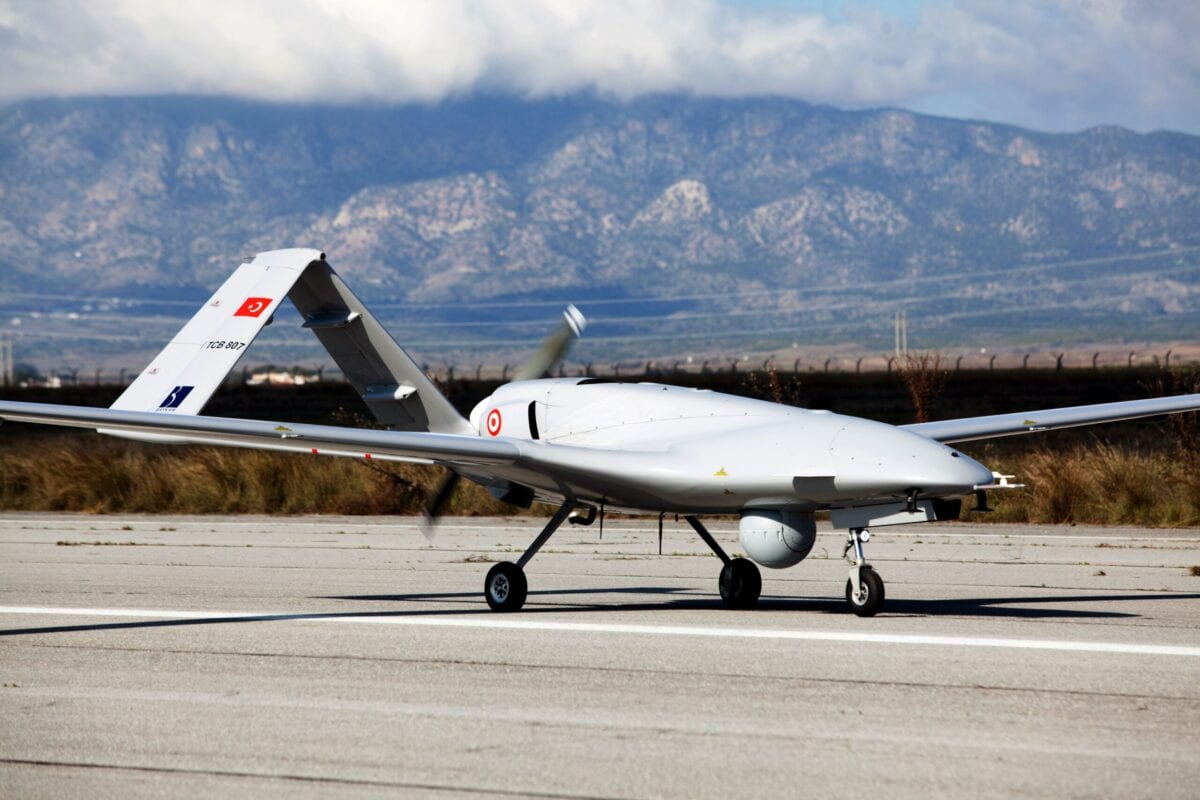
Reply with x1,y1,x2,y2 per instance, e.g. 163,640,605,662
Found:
0,0,1197,133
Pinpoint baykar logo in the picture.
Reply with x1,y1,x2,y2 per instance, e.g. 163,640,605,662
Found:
159,386,194,409
234,297,272,318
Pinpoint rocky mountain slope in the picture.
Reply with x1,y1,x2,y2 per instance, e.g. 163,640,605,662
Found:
1,94,1197,364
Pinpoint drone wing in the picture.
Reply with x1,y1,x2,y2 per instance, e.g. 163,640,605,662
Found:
902,394,1200,444
0,401,516,469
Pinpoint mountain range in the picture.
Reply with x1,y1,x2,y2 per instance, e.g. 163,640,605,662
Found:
1,94,1197,368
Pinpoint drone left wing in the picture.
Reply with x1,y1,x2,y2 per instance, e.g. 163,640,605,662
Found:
903,393,1200,444
0,401,517,469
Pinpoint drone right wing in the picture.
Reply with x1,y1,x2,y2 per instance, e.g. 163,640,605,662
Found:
902,394,1200,444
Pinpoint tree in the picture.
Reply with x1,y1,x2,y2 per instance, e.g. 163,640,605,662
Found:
898,351,949,424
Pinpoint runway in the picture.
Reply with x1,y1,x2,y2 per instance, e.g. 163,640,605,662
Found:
2,513,1199,798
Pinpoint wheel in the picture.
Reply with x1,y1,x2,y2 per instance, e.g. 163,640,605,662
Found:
719,558,762,609
845,566,885,617
484,561,527,612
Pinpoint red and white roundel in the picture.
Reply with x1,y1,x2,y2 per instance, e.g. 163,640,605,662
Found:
485,408,503,437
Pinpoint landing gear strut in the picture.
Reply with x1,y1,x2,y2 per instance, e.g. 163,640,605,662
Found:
685,515,761,609
482,502,574,612
844,527,884,617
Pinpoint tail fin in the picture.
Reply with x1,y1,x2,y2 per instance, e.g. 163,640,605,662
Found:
110,248,473,435
287,259,473,434
111,248,320,415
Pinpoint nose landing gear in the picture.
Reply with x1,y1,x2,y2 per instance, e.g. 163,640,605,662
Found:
844,527,884,617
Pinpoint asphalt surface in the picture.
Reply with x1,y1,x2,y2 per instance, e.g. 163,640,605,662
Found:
2,513,1199,799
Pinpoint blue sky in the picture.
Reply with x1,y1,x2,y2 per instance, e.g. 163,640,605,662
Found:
1,0,1197,134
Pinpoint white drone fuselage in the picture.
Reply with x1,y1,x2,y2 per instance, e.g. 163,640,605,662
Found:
471,378,992,514
468,379,993,571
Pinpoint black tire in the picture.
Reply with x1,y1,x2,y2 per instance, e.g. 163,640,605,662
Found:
719,558,762,609
484,562,527,612
845,566,885,617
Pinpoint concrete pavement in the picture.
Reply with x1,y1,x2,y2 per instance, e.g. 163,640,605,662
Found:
2,513,1199,798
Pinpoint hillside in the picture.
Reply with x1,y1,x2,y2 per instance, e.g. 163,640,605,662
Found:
2,94,1197,367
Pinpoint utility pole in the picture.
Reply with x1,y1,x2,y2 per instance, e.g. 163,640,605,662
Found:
894,310,908,359
0,335,12,387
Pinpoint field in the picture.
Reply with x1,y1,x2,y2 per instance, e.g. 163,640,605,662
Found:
2,367,1197,527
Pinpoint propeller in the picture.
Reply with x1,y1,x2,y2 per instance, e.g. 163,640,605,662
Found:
420,469,461,537
420,305,587,536
512,304,587,381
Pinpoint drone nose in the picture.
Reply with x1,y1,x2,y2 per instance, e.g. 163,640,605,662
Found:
829,420,992,495
933,449,995,493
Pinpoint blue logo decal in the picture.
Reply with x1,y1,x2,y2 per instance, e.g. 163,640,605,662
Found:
159,385,194,409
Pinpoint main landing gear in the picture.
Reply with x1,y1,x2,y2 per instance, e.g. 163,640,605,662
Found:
483,503,574,611
844,527,884,617
685,515,761,609
480,506,765,612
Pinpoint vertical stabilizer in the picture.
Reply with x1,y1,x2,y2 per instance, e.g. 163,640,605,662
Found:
111,248,322,415
287,261,474,434
109,248,473,436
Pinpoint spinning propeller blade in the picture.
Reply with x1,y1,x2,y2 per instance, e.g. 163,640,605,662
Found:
420,470,460,538
421,305,586,535
512,305,587,381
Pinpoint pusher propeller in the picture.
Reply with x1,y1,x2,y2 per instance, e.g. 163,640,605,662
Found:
420,305,587,536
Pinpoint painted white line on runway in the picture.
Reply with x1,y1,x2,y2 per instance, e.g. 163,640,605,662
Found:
6,515,1196,543
2,605,1199,657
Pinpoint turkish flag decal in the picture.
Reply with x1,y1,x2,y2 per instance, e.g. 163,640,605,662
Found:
234,297,272,318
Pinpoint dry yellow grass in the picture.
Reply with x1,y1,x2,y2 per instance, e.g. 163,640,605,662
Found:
0,436,528,517
1,433,1197,527
959,442,1200,527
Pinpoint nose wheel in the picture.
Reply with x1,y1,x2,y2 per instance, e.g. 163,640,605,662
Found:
844,528,885,617
845,565,884,616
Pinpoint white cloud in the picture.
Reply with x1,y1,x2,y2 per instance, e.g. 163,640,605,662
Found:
0,0,1197,133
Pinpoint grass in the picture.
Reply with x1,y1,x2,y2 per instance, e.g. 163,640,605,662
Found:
0,435,533,517
1,429,1197,527
958,439,1200,527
